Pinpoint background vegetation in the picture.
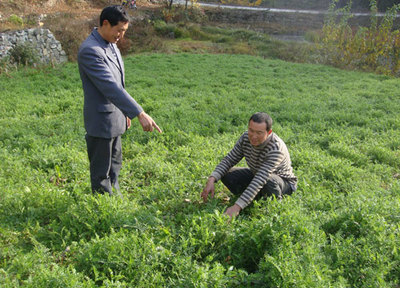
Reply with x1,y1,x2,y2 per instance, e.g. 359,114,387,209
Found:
318,0,400,76
1,53,399,287
3,0,400,77
211,0,400,11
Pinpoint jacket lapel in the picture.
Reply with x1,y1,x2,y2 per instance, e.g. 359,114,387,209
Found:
105,45,121,71
115,47,125,85
92,29,125,87
106,44,125,87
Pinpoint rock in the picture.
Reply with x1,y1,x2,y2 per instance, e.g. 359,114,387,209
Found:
0,28,68,64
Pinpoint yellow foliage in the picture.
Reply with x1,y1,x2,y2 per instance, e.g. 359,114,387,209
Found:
319,4,400,76
220,0,262,7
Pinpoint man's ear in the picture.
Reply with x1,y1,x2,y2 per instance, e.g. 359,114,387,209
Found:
101,19,110,27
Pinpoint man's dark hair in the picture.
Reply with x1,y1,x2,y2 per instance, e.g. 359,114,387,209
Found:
249,112,273,131
100,5,129,27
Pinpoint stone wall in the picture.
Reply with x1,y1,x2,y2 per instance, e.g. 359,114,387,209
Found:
0,28,68,64
204,7,399,34
204,8,326,34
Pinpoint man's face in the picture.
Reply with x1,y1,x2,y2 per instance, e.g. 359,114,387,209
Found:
248,120,269,146
101,20,129,43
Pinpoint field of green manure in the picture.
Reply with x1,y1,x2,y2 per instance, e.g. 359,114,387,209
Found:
0,53,399,287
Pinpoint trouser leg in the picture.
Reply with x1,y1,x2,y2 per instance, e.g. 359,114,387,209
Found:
110,136,122,197
221,167,292,200
259,173,292,200
221,167,253,196
85,134,122,196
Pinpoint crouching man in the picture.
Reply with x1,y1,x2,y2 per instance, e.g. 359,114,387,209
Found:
201,112,297,218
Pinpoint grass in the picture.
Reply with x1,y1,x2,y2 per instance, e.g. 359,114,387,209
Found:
0,53,399,287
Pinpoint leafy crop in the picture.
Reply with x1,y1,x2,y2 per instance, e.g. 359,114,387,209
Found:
0,54,399,287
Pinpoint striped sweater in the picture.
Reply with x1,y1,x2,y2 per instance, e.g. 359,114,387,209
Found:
210,131,297,209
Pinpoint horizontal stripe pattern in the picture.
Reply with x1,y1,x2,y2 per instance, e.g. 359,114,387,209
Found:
211,131,297,209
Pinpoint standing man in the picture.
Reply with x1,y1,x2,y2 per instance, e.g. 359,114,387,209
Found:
201,112,297,217
78,5,161,196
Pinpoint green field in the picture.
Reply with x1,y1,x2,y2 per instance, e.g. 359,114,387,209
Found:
1,53,399,287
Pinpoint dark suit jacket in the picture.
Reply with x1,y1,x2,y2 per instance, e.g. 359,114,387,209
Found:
78,28,143,138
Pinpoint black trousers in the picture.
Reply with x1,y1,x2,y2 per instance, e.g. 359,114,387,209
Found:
85,134,122,197
221,167,292,200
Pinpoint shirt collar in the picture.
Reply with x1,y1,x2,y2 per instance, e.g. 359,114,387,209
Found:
93,28,109,47
254,133,273,149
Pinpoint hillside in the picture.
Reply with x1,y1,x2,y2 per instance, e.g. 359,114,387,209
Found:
0,0,101,19
1,0,394,29
2,0,400,76
0,1,92,32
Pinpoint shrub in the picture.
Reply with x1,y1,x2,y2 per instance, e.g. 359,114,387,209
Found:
230,42,254,54
8,14,24,27
319,0,400,76
187,25,213,41
214,35,233,43
161,5,206,23
220,0,262,7
153,20,176,37
8,43,39,66
304,30,322,43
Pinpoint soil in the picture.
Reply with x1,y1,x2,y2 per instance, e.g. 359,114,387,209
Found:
0,0,156,32
1,0,99,18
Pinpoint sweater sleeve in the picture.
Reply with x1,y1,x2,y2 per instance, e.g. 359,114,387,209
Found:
210,135,245,181
235,149,284,209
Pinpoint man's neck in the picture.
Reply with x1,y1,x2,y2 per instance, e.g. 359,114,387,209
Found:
97,27,108,43
253,133,273,149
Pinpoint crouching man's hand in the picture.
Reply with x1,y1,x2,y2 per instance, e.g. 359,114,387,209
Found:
201,176,216,202
224,204,241,218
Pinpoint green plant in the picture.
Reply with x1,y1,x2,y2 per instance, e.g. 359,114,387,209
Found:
8,42,39,66
153,20,173,36
8,14,23,26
